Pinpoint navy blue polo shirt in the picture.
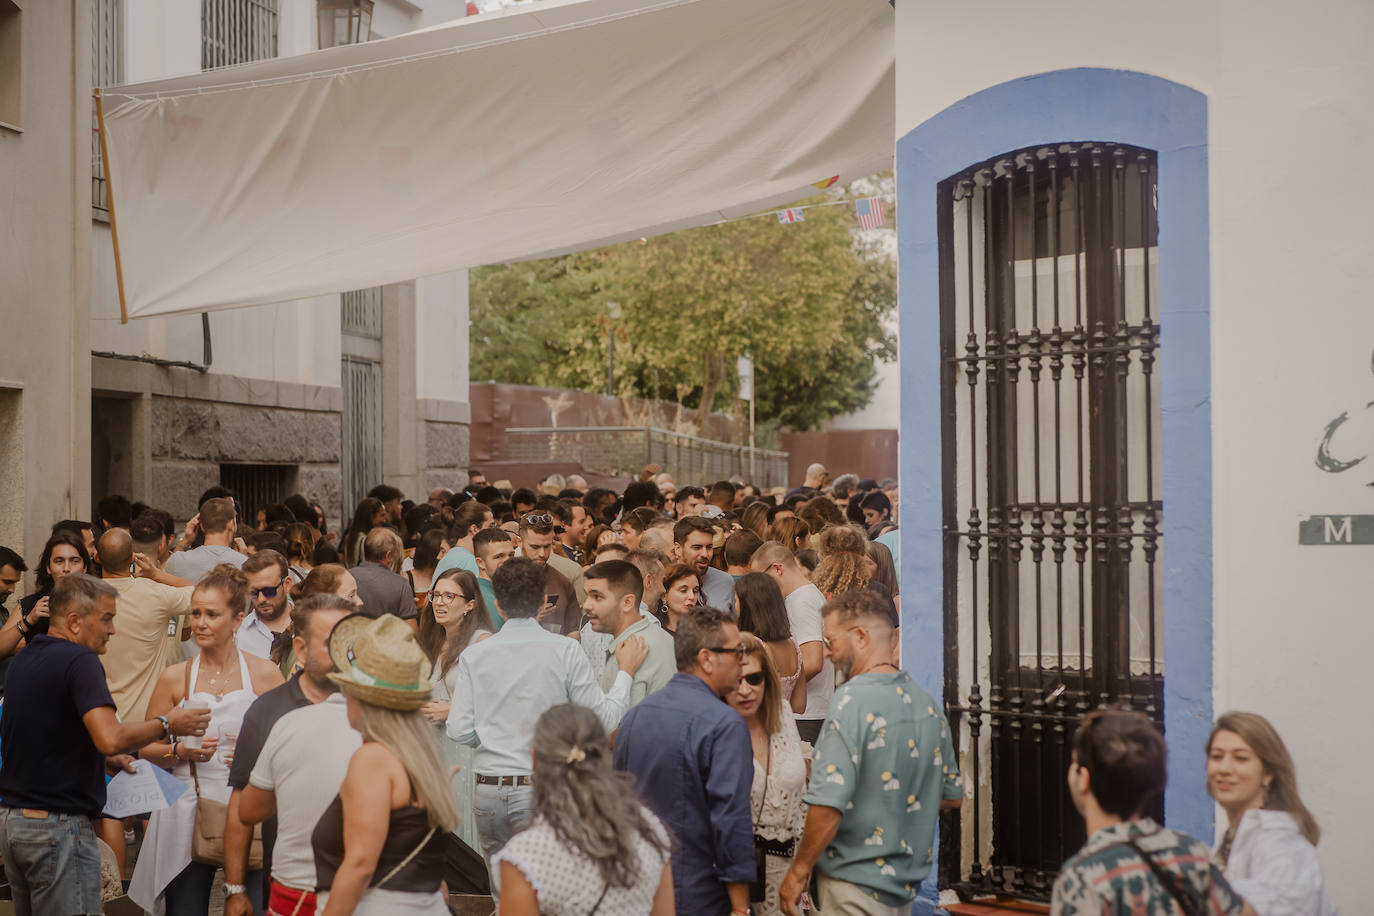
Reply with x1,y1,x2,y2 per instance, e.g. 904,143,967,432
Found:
0,635,116,816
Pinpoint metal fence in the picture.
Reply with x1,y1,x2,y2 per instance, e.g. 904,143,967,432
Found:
504,426,790,488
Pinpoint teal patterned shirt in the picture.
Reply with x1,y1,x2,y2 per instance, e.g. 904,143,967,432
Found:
802,670,962,906
1051,818,1246,916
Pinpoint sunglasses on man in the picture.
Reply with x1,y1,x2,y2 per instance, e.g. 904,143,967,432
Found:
250,584,284,599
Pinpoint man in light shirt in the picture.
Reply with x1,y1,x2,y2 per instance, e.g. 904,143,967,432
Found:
582,559,675,706
166,497,248,582
674,516,736,615
236,549,293,661
752,540,832,745
447,557,648,875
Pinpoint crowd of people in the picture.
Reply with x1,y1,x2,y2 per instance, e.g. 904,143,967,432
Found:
0,461,1337,915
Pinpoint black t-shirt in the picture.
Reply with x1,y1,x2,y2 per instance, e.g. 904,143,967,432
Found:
228,674,311,888
0,635,116,816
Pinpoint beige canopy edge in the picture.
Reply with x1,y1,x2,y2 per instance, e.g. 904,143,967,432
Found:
97,0,895,321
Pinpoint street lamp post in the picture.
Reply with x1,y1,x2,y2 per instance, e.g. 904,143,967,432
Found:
317,0,375,49
606,301,621,396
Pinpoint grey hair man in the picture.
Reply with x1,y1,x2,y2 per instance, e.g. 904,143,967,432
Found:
0,575,208,916
348,527,417,623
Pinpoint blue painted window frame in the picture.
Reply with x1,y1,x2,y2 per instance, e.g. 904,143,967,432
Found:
895,67,1213,841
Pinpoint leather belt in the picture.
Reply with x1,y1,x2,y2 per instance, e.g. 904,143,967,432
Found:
475,773,533,787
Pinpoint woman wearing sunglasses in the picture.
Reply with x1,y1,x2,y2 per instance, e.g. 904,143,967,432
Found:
728,632,809,916
418,569,493,855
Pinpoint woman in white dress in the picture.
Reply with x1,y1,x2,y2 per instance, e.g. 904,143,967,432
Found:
728,632,810,916
129,564,285,915
492,704,673,915
418,569,492,853
1207,711,1338,916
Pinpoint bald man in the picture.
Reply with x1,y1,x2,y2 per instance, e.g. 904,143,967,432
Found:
96,528,195,721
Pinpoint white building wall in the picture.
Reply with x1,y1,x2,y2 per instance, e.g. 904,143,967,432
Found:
896,1,1374,908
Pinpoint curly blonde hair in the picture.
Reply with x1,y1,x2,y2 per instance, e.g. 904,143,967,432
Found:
811,525,871,595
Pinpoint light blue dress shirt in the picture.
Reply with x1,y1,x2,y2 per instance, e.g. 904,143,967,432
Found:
447,617,632,775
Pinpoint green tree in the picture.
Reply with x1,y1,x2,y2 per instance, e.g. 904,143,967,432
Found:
469,189,895,431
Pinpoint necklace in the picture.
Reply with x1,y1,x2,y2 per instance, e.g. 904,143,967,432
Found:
202,645,238,698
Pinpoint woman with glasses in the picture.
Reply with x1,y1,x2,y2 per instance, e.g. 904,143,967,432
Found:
727,632,808,916
418,569,493,854
658,562,700,633
1206,712,1336,915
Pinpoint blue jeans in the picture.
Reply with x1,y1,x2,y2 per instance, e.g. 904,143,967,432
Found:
472,782,533,893
0,807,103,916
164,860,267,916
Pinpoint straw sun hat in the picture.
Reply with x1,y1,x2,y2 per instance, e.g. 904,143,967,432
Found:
327,613,434,711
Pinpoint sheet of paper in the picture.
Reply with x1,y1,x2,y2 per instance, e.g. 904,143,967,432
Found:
102,759,188,818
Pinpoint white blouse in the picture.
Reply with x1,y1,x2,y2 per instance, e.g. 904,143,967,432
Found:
1216,809,1338,916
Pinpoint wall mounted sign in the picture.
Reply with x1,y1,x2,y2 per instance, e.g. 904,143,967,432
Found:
1298,515,1374,545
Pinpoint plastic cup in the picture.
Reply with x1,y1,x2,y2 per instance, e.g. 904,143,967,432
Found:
180,698,212,749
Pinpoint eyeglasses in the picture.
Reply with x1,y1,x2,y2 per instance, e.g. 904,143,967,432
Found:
742,671,766,686
432,591,468,604
250,585,282,599
522,513,554,526
705,644,745,659
821,625,861,651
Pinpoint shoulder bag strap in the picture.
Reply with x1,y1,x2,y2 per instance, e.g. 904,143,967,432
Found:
182,661,201,797
588,881,610,916
375,826,436,889
1124,836,1204,916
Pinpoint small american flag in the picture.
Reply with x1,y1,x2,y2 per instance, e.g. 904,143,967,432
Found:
776,208,805,224
855,197,886,230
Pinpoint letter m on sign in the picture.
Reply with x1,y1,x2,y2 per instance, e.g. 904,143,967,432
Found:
1324,516,1353,543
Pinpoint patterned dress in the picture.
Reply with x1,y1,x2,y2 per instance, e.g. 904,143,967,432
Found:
1052,818,1247,916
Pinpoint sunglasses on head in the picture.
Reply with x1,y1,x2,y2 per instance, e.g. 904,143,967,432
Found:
250,585,282,599
742,671,766,687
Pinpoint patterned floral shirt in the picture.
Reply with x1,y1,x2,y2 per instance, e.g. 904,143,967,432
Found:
1052,818,1247,916
803,670,962,906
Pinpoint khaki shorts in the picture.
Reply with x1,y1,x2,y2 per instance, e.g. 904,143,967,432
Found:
815,874,904,916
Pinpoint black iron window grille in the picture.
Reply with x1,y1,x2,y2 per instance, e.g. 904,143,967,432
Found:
937,142,1162,900
220,463,295,529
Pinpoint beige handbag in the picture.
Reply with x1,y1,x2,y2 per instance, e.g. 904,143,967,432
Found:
183,662,264,869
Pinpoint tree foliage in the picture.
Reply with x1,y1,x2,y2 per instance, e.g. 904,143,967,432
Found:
469,188,896,431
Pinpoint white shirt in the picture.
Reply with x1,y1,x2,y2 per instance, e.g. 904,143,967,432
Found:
249,695,361,890
236,610,285,660
447,617,632,776
785,583,833,720
1217,809,1338,916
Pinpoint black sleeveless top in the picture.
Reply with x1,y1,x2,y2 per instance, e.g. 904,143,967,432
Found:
311,794,445,893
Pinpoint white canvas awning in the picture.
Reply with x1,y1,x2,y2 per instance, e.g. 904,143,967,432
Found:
98,0,894,320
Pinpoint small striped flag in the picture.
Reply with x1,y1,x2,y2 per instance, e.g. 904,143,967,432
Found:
776,208,805,224
855,197,886,230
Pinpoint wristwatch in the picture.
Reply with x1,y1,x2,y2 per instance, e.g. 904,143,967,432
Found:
157,714,171,739
223,883,247,897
